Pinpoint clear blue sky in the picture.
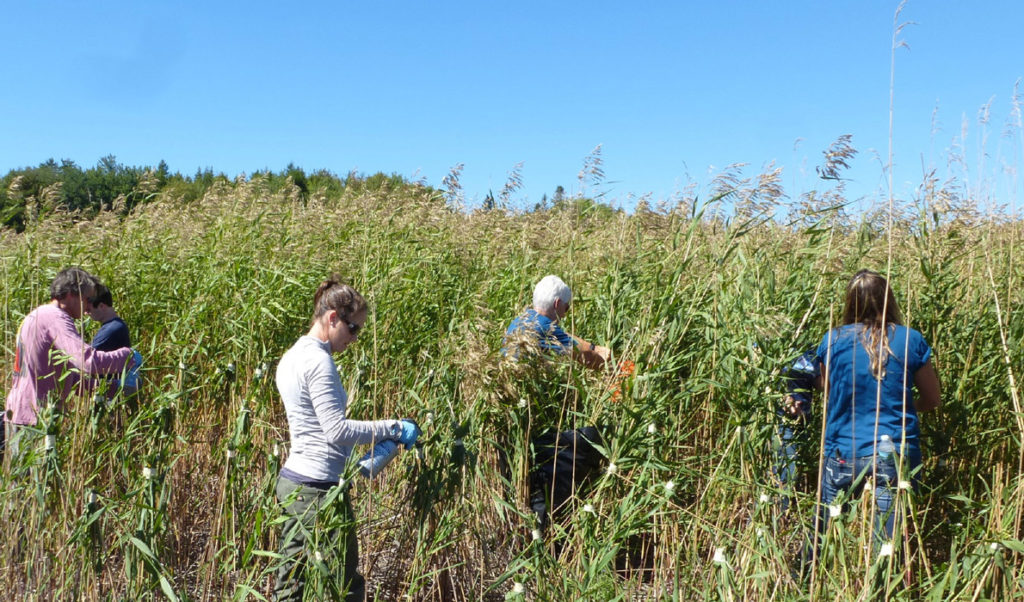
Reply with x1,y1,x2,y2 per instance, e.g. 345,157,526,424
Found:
2,1,1021,212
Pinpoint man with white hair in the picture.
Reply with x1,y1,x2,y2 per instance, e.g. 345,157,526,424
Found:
502,274,611,534
504,275,610,368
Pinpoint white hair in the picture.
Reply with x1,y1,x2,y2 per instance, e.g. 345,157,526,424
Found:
532,275,572,312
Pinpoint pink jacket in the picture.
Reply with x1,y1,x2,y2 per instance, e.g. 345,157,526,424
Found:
5,303,131,425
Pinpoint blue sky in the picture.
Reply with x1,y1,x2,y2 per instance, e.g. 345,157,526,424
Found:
2,1,1021,212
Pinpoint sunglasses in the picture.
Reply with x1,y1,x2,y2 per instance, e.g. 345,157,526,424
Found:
345,321,362,337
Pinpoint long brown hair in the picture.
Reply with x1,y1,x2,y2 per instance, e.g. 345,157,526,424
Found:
842,270,902,379
312,276,366,326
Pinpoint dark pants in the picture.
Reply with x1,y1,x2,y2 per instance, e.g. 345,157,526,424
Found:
274,476,364,602
529,426,605,532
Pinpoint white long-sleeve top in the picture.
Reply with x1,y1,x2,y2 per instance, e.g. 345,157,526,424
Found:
277,335,399,482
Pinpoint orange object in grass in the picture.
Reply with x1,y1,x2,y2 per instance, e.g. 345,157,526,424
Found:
610,359,635,402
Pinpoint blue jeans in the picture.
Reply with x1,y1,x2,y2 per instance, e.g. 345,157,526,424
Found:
774,419,809,488
816,451,920,543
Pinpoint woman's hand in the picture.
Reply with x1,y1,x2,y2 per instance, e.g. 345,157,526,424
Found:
397,419,421,449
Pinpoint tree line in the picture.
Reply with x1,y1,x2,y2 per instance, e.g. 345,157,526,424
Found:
0,156,436,232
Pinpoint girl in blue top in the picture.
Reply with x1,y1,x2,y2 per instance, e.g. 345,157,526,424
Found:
814,270,941,548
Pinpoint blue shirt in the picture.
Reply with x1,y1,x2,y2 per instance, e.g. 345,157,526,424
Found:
502,308,574,356
91,317,131,352
816,323,931,459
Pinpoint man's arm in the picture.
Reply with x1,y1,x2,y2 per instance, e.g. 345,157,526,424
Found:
570,334,611,370
51,311,131,375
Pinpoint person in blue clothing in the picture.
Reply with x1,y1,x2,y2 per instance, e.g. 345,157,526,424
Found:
88,284,131,351
812,269,941,554
774,349,817,506
87,283,139,397
503,275,611,533
504,275,610,369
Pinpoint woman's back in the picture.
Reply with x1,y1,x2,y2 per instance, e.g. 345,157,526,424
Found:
817,322,932,459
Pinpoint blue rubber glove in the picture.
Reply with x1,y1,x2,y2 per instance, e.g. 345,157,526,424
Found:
397,419,420,450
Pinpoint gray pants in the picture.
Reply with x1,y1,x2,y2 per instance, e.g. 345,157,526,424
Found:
273,475,364,602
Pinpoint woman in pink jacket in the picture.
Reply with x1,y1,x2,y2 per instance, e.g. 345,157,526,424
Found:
4,267,135,456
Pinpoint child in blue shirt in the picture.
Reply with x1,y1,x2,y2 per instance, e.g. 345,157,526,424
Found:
88,284,131,352
774,349,817,498
87,283,139,396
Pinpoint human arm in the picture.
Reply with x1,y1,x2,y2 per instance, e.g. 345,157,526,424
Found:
570,334,611,370
913,360,941,412
814,363,825,391
306,355,401,446
50,311,131,374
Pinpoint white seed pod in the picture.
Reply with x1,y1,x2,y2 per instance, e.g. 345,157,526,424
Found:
254,367,264,380
735,426,743,435
898,480,912,490
990,542,1001,551
647,423,657,434
424,412,435,426
272,443,280,457
879,543,894,557
828,504,842,518
143,467,154,479
226,449,236,459
582,503,595,514
512,582,525,595
178,361,187,371
664,480,676,494
88,490,98,505
759,493,770,504
338,477,346,488
45,434,56,450
314,550,323,562
517,398,527,409
530,529,542,541
713,547,727,564
606,462,618,475
756,526,765,537
226,363,236,372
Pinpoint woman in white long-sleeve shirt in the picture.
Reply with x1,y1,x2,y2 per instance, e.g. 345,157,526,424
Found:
274,277,418,602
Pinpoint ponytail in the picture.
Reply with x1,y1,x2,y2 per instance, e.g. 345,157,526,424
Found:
312,275,366,325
